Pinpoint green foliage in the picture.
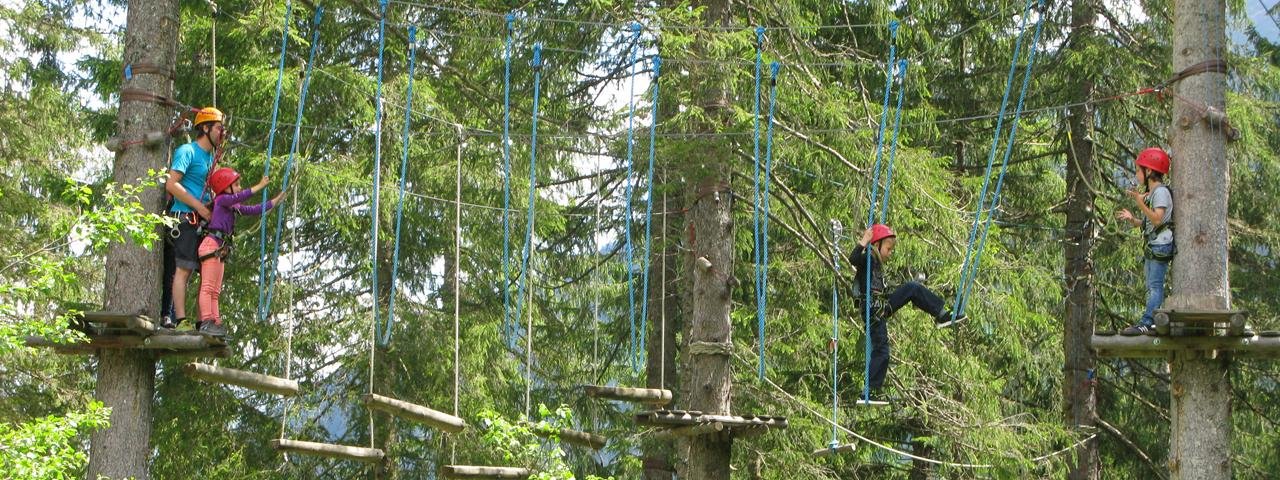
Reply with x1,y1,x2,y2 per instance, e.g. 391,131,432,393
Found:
477,404,612,480
0,401,110,480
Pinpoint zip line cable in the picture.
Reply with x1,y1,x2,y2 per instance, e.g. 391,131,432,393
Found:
383,25,418,346
367,0,389,449
261,7,323,322
257,0,293,322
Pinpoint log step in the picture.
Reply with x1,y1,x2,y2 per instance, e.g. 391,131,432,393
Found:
531,427,607,450
440,465,532,479
362,393,466,433
812,442,857,456
582,384,672,406
184,363,299,396
270,439,384,463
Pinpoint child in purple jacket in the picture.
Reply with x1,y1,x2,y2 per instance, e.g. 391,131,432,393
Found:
196,167,285,336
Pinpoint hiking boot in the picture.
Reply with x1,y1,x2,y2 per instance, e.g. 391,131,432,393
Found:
936,311,967,329
160,316,177,329
199,321,227,337
1121,324,1156,336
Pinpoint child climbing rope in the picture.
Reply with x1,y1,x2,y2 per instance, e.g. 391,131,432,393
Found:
196,167,285,336
852,224,965,400
1117,147,1175,335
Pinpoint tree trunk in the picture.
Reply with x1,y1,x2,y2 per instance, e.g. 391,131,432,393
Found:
1166,0,1232,478
680,0,735,477
87,0,179,477
644,170,681,480
1063,1,1100,479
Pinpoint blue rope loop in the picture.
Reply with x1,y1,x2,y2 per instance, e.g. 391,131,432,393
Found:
829,219,842,446
368,0,389,352
749,25,767,380
637,53,661,374
257,0,294,323
382,24,418,346
957,0,1046,317
756,60,781,381
511,43,543,351
952,0,1038,319
261,6,323,320
622,22,642,372
862,22,899,404
878,59,909,224
500,12,516,348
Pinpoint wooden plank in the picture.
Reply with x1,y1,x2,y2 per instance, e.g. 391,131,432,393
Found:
126,316,156,335
80,311,147,326
813,443,857,456
440,465,532,479
184,363,299,396
652,422,724,439
582,384,672,406
143,334,216,350
270,439,383,463
1155,309,1245,324
362,394,466,433
852,399,890,407
636,411,789,429
156,347,229,359
1092,334,1280,357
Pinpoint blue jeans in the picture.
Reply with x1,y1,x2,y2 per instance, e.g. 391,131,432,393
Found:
1139,244,1174,326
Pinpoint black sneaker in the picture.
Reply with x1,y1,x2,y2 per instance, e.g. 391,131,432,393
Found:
199,321,227,337
161,316,177,329
936,311,966,329
1121,324,1155,336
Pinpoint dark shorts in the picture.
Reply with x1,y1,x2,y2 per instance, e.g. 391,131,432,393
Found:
166,213,204,271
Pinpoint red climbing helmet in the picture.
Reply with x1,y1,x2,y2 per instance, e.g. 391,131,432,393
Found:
870,224,896,244
208,167,241,195
1135,147,1170,175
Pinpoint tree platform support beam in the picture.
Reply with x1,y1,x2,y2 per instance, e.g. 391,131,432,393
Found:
270,439,384,463
25,330,226,357
582,384,672,406
184,363,299,396
362,393,466,433
1091,332,1280,359
440,465,532,479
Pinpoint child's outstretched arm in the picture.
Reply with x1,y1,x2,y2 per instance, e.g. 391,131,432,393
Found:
231,177,282,217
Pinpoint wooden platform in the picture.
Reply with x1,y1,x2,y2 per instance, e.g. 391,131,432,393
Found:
440,465,532,479
271,438,384,463
1092,332,1280,358
26,311,227,358
635,410,787,439
1153,308,1247,336
582,384,672,406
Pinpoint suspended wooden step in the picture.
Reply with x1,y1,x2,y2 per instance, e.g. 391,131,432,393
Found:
582,384,672,406
271,439,384,463
440,465,532,479
530,426,607,450
184,362,299,396
362,393,466,433
812,442,857,456
853,397,889,408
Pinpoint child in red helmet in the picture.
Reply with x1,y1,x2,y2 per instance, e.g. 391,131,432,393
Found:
1117,147,1175,335
196,167,285,336
851,224,964,400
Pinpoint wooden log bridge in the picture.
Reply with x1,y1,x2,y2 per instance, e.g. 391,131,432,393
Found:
183,363,299,396
529,426,607,450
270,439,384,463
582,384,673,406
636,410,788,439
362,393,466,433
440,465,532,479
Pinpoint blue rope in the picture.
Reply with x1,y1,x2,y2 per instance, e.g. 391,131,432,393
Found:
749,26,766,380
260,7,323,319
369,0,389,351
511,43,543,349
952,0,1036,319
878,59,909,224
621,23,642,372
637,54,661,373
383,25,418,346
500,13,516,349
957,0,1045,316
257,0,293,322
862,20,898,404
756,61,780,381
828,222,842,448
